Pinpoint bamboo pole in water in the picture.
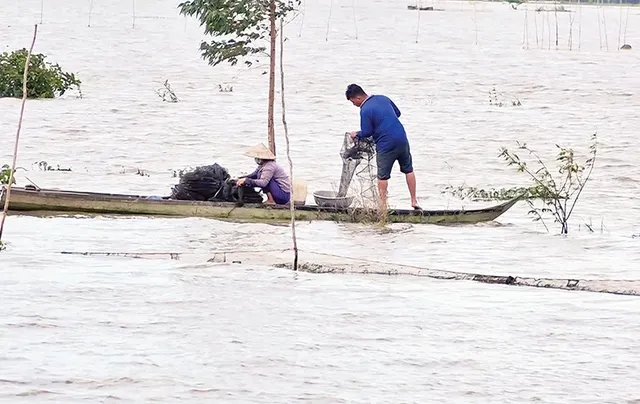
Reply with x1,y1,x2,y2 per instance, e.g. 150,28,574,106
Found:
415,0,421,43
568,4,577,50
578,0,582,50
601,0,609,51
553,2,558,48
522,5,530,49
597,4,603,50
546,13,551,50
525,6,529,49
325,0,332,41
88,0,95,27
0,24,39,246
540,11,544,49
533,7,539,48
279,18,298,271
617,0,622,50
472,1,478,46
352,0,358,40
622,5,629,44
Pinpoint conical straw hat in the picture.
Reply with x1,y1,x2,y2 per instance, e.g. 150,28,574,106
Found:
244,143,276,160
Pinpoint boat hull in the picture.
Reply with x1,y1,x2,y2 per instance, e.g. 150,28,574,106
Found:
1,186,521,225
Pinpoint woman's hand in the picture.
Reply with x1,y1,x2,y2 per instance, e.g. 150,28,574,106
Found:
236,178,247,186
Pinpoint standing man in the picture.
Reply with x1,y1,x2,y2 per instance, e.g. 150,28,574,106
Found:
345,83,420,211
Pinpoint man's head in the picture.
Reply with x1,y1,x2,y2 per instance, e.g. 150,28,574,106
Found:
345,84,368,107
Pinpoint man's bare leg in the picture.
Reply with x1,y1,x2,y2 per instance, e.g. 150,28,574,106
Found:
377,179,388,212
405,171,420,209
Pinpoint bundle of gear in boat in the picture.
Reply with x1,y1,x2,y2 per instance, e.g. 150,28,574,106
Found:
169,133,376,207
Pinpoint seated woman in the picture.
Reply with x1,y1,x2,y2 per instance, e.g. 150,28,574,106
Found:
236,143,291,205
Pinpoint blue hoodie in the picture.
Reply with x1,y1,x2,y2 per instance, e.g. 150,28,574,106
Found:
356,94,408,153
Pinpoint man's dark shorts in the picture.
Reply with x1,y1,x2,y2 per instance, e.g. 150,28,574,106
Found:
376,142,413,180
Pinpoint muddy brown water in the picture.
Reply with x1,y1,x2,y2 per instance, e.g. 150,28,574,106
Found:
1,0,639,402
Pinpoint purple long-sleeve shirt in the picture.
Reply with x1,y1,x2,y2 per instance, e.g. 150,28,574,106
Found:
243,161,291,193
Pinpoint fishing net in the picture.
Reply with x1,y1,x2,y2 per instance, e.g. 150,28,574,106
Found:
338,132,378,207
170,163,263,204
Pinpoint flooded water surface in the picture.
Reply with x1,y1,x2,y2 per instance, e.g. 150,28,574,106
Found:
1,0,640,402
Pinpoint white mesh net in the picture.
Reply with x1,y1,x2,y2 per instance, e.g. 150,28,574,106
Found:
338,132,378,208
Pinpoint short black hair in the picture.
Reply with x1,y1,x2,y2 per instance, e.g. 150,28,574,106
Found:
345,84,366,100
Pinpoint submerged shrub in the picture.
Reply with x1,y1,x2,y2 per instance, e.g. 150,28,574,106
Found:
0,49,81,98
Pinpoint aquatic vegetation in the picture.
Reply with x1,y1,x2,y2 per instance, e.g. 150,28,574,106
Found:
489,87,522,107
171,167,195,178
0,49,81,98
498,133,598,234
445,135,598,234
154,79,179,102
441,184,545,202
1,165,15,185
33,160,72,172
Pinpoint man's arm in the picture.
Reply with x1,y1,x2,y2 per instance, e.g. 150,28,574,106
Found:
357,108,373,139
245,164,275,188
390,99,401,118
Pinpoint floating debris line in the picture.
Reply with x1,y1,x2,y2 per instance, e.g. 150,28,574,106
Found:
60,249,640,297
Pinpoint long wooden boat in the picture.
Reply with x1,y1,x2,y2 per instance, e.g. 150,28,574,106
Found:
1,185,522,225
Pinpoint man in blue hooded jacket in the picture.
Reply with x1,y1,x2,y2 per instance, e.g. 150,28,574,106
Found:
346,83,420,210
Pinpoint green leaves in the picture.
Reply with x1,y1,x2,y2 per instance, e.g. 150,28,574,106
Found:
498,133,598,234
178,0,300,67
441,184,544,201
0,49,81,98
1,165,15,185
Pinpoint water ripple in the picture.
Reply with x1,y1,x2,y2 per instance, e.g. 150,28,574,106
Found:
1,0,640,403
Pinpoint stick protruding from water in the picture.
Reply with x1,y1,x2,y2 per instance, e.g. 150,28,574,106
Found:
280,18,298,271
0,24,39,247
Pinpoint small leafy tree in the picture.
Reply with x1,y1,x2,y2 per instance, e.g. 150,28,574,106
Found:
178,0,301,156
0,49,81,98
498,133,597,234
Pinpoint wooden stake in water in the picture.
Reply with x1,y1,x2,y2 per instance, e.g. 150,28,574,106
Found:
325,0,332,41
578,0,582,50
279,18,298,271
352,0,358,40
132,0,136,29
622,6,629,44
88,0,95,27
617,0,622,50
601,0,609,51
0,24,38,246
533,9,539,48
415,0,421,43
554,4,558,48
472,2,478,46
40,0,44,24
597,4,602,50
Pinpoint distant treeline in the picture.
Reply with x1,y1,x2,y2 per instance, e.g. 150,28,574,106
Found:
562,0,640,4
496,0,640,4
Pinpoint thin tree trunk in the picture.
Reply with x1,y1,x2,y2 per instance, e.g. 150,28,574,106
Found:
0,24,38,246
267,0,277,155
